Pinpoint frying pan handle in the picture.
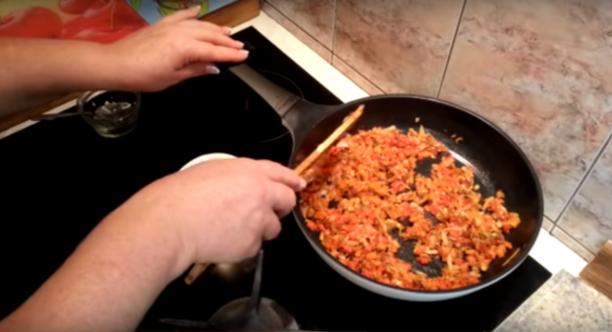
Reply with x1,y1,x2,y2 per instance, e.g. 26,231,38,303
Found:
228,63,339,148
228,64,301,118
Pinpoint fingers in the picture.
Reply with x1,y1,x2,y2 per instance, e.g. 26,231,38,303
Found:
161,6,201,23
156,7,246,66
261,182,294,241
190,43,249,63
162,7,232,36
183,20,233,38
256,160,307,192
190,28,244,49
178,62,220,78
262,212,282,240
266,181,297,217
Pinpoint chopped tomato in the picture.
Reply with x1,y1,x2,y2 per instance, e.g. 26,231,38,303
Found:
301,126,521,291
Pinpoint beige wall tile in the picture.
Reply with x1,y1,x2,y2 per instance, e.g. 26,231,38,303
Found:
440,0,612,220
262,2,332,62
543,216,554,232
552,226,596,262
334,0,464,95
557,139,612,253
266,0,335,48
331,55,384,96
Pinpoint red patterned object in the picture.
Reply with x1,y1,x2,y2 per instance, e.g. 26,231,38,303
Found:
0,0,148,43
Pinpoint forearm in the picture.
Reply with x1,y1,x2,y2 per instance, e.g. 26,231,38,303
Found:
0,184,190,331
0,38,125,117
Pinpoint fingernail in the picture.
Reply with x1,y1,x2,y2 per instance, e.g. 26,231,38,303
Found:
236,41,245,48
223,26,232,35
190,5,201,11
299,178,308,190
205,65,220,75
240,49,250,56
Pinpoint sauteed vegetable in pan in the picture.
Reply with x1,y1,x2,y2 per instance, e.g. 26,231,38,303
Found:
300,126,520,291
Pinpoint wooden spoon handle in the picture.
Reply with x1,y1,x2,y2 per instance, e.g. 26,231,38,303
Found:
294,104,364,175
183,263,210,285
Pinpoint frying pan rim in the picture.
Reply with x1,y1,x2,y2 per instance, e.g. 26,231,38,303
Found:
291,93,544,295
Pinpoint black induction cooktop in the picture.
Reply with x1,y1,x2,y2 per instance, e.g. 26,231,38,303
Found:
0,27,550,331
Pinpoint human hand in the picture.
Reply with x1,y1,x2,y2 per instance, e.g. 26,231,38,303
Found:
0,158,304,331
107,6,248,91
120,158,306,271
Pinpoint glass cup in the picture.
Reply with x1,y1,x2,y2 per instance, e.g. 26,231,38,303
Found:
78,91,141,138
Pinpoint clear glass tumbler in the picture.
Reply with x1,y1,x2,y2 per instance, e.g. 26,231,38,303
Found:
79,90,141,138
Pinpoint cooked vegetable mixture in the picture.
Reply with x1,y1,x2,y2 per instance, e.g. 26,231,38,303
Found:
300,126,520,291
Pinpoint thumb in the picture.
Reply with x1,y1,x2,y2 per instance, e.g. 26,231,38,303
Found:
256,160,307,192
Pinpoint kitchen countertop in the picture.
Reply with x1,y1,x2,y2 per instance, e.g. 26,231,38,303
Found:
495,270,612,332
0,11,587,278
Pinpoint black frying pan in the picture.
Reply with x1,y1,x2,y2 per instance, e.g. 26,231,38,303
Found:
229,64,543,301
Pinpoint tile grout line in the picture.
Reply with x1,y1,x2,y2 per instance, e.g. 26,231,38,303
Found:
264,1,334,54
332,54,387,95
555,226,596,257
551,129,612,226
436,0,467,98
331,0,337,53
265,1,383,95
327,0,385,95
549,130,612,256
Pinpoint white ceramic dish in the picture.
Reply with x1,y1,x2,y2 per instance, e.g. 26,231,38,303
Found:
180,153,236,171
